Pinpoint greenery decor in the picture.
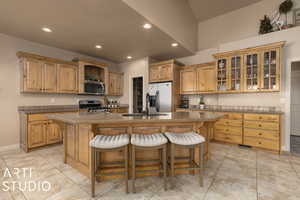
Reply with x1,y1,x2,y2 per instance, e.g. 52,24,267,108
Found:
279,0,294,25
259,15,273,34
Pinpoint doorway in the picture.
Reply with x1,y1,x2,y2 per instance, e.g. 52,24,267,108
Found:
132,77,143,113
290,61,300,154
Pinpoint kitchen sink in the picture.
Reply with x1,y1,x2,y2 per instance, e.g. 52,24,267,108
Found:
122,113,168,117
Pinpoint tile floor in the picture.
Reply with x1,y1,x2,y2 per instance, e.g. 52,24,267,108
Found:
1,143,300,200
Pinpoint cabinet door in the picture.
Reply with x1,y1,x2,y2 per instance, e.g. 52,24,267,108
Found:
23,58,43,92
46,122,62,144
57,64,78,93
109,72,116,95
260,49,280,91
229,56,243,92
217,59,229,91
159,64,172,81
43,62,57,93
28,121,46,148
180,69,196,94
116,73,123,95
149,66,160,82
197,66,216,92
244,53,260,91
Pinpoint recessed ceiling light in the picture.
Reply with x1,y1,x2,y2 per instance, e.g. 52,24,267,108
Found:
42,27,52,33
95,45,102,49
171,43,179,47
143,23,152,29
127,56,132,59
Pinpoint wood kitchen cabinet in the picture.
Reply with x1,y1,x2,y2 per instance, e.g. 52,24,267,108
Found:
28,121,47,148
149,60,183,83
17,52,78,94
57,64,78,93
213,41,284,93
46,121,62,144
108,72,123,96
196,63,216,92
180,67,197,94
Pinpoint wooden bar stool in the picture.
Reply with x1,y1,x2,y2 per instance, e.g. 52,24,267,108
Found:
131,133,168,193
164,132,206,188
90,134,130,197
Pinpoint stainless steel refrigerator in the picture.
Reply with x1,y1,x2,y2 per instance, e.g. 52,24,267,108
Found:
148,82,172,112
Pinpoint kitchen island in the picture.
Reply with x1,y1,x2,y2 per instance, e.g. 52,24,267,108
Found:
48,112,222,179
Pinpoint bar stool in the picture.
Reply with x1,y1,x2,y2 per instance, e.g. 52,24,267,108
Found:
131,133,168,193
90,134,130,197
164,132,206,187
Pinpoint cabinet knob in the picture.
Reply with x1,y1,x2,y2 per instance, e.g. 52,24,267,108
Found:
259,133,262,136
258,124,262,127
258,142,262,144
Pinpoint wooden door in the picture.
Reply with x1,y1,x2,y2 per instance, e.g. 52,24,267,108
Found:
28,121,46,148
149,66,160,82
159,64,172,81
23,58,43,92
109,72,116,95
46,121,62,144
196,66,216,92
260,48,280,91
57,64,78,93
180,69,196,94
43,62,57,93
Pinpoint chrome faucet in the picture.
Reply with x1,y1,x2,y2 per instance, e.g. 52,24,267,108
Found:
145,93,150,116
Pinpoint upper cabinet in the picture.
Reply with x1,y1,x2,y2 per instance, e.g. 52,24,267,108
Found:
213,41,285,94
149,60,183,83
18,52,78,94
180,66,197,94
180,62,216,94
196,63,216,92
108,72,124,96
57,64,78,93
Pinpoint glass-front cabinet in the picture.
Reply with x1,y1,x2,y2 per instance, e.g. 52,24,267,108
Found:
217,59,228,91
244,52,259,92
229,56,243,91
260,49,280,91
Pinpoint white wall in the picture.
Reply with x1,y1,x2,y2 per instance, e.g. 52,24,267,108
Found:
122,0,198,53
117,57,149,113
0,33,118,148
178,26,300,151
197,0,300,50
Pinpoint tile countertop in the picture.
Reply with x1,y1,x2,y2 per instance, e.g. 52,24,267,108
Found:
47,112,224,124
176,107,284,115
18,104,129,114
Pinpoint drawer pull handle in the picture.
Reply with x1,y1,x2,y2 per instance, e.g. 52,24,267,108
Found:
258,142,262,144
226,129,229,131
258,124,262,127
259,133,262,136
259,117,262,119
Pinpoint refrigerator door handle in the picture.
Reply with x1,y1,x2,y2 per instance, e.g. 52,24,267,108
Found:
155,91,160,112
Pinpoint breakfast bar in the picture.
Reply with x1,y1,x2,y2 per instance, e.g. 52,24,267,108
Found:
48,112,222,180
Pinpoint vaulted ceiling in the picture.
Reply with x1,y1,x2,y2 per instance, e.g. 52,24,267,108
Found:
187,0,262,22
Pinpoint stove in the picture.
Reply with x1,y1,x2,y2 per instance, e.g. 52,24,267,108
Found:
79,100,110,113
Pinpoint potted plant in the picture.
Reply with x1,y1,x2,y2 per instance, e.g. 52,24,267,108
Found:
199,96,205,110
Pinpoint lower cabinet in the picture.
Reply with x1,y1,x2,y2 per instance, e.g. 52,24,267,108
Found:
110,107,128,113
214,113,243,144
213,112,281,152
28,120,62,149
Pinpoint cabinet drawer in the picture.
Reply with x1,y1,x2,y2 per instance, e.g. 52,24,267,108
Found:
214,133,242,144
28,114,48,122
244,114,279,122
215,119,242,127
244,128,279,141
244,121,279,131
221,113,243,120
215,125,242,136
244,137,279,151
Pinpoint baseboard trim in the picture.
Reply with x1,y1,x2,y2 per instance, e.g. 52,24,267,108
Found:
0,144,19,152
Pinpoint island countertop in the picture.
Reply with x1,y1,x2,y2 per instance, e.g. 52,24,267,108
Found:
48,112,223,124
